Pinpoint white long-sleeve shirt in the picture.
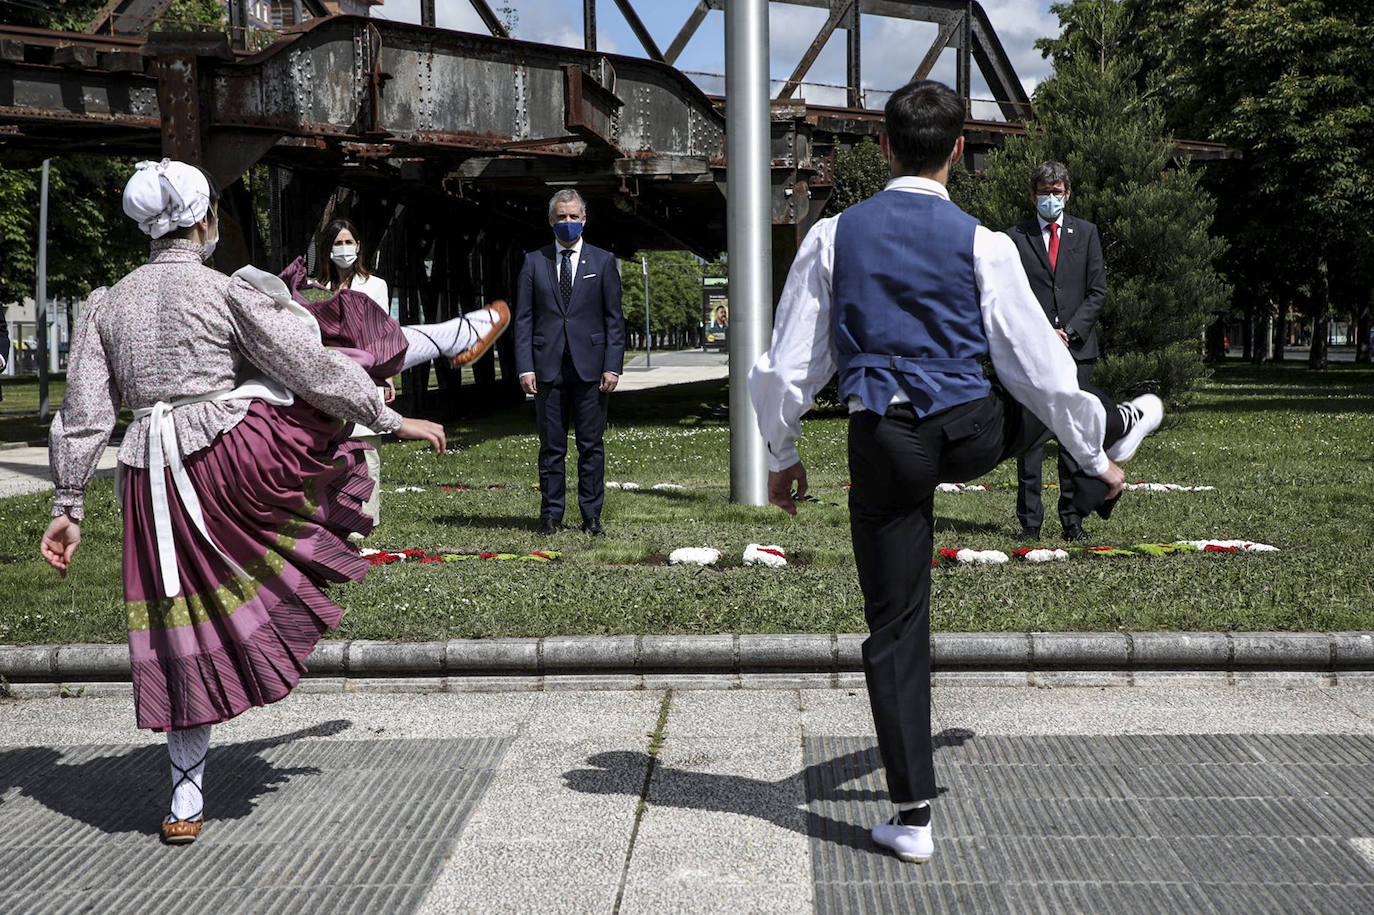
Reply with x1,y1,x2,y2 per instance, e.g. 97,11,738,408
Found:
748,176,1108,477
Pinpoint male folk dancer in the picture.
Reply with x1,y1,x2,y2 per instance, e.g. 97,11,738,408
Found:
749,80,1161,863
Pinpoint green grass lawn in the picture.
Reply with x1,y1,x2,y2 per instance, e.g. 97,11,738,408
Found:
0,375,71,444
1,362,1372,644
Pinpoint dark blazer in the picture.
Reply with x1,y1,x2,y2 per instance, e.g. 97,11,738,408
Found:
513,242,626,383
1006,214,1107,361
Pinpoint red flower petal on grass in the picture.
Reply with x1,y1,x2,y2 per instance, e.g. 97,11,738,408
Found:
937,548,961,561
480,552,499,559
758,547,786,558
488,484,506,490
1012,548,1033,558
418,556,445,563
532,551,554,560
401,549,427,558
1203,544,1239,552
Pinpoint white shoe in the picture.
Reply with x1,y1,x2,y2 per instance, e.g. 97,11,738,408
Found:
1105,394,1163,463
871,813,933,863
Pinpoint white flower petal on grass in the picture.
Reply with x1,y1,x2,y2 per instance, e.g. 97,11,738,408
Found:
744,543,788,567
393,486,426,493
668,547,721,566
954,549,1009,564
358,548,382,556
1175,539,1279,552
937,482,990,493
620,482,641,490
1020,548,1069,563
1124,482,1217,492
652,483,686,491
606,481,623,489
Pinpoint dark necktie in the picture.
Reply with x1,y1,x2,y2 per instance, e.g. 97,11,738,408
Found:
1047,222,1060,272
560,248,573,305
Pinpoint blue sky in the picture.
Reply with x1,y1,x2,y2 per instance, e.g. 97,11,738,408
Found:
371,1,1062,118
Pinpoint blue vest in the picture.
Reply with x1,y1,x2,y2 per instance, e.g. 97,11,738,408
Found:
832,190,991,416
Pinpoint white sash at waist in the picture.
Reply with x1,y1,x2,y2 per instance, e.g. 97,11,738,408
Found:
133,378,295,599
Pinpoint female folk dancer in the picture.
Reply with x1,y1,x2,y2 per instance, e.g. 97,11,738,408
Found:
40,160,446,845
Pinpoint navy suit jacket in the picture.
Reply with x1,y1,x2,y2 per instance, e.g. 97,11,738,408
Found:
1005,214,1107,361
514,242,626,383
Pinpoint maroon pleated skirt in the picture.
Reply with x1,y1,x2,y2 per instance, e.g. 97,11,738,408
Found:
122,400,375,732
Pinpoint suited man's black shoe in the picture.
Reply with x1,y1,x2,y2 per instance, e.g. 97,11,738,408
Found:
537,518,561,536
1016,527,1041,543
581,518,605,536
1063,524,1090,543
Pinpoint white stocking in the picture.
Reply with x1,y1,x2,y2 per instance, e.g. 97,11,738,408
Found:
399,306,500,371
166,724,211,821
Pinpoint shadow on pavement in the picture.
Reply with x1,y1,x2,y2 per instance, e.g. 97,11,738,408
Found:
0,719,352,837
562,727,974,854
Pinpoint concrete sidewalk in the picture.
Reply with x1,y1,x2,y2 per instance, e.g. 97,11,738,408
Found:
2,682,1372,913
616,349,730,392
0,442,118,500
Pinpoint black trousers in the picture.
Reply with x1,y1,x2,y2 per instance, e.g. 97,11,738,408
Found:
848,385,1124,804
535,353,609,522
1017,359,1096,532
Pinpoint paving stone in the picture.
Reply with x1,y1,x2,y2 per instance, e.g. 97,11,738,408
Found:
0,737,505,912
805,734,1374,914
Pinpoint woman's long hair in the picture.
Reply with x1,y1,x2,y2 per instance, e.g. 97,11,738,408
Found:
310,217,372,291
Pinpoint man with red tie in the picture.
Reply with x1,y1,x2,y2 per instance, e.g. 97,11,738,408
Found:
1005,161,1108,543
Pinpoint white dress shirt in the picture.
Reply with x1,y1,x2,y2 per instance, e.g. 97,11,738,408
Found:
748,176,1108,477
556,236,585,290
349,272,390,313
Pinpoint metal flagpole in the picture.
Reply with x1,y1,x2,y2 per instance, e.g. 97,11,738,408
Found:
725,0,770,506
37,159,50,422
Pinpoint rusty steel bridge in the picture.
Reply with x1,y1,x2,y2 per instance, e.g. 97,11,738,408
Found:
0,1,1230,408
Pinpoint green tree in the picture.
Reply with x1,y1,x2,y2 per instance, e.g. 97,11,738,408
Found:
822,136,889,217
1127,0,1374,367
0,0,224,309
0,157,147,307
962,0,1230,403
621,250,713,345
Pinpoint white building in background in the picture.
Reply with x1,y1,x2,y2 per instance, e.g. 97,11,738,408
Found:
2,297,71,376
220,1,385,30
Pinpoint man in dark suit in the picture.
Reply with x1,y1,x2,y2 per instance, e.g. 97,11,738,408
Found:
1005,161,1107,542
514,189,626,536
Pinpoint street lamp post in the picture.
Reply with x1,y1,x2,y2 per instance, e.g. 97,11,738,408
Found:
36,159,51,421
641,255,651,369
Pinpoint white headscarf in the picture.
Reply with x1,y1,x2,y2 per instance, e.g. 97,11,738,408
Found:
122,159,211,239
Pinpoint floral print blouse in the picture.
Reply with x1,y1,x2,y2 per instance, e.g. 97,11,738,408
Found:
49,238,402,519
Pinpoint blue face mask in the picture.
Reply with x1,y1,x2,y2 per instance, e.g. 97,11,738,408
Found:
553,220,585,244
1036,194,1066,221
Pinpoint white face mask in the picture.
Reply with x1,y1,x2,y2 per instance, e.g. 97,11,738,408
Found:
201,230,218,262
331,245,358,268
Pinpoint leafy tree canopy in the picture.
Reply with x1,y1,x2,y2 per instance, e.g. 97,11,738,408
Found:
962,0,1230,401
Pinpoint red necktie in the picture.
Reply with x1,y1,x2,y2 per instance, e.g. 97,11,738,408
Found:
1047,222,1060,272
